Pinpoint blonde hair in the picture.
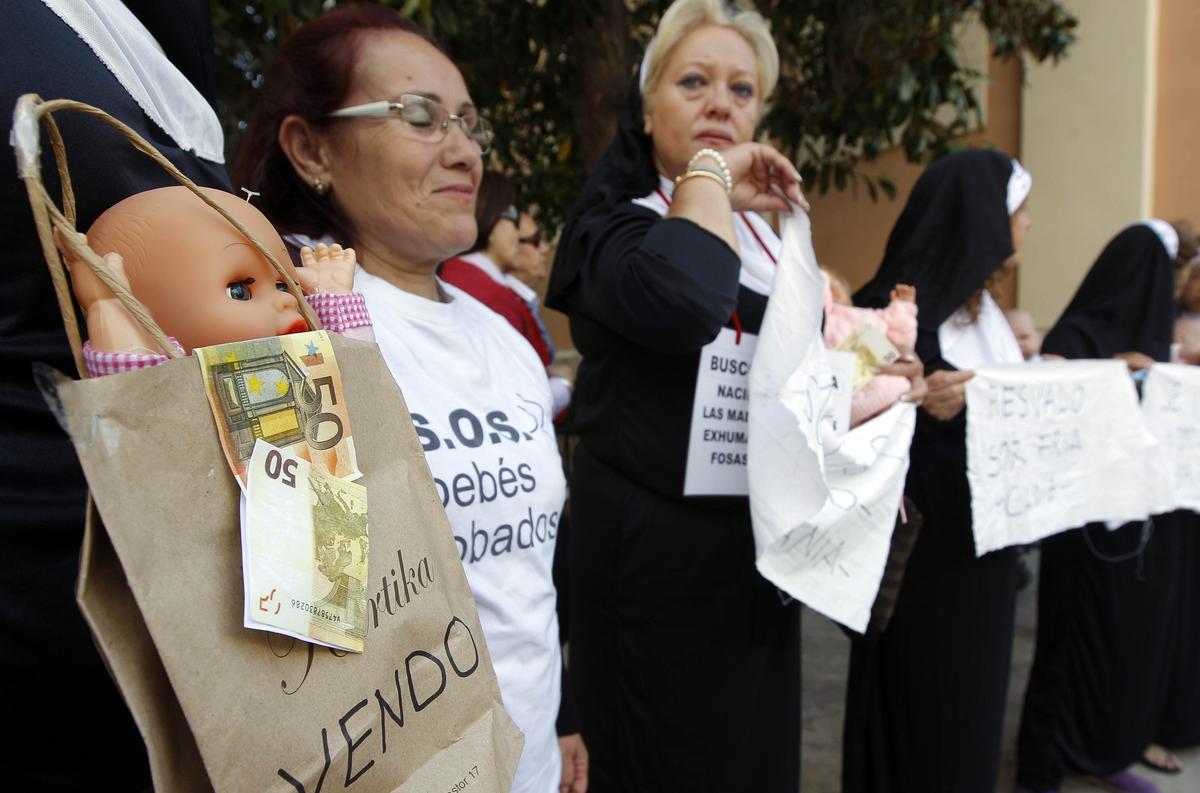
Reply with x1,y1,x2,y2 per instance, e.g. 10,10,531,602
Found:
641,0,779,114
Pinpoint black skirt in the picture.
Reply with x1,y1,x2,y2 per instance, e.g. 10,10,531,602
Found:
843,416,1018,793
567,444,800,793
1156,511,1200,749
1015,515,1183,789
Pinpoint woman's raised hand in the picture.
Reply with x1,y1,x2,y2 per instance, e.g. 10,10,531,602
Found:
718,142,808,214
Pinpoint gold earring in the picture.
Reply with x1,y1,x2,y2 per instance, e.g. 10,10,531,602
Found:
313,178,328,195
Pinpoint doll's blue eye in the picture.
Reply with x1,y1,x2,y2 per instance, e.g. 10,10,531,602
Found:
275,281,289,292
226,281,251,301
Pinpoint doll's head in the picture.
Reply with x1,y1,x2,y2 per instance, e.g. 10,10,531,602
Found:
81,186,307,353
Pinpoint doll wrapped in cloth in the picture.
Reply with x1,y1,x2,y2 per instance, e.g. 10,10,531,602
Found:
59,185,372,376
821,269,918,426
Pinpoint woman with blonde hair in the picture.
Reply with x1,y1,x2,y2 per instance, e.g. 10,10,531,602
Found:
549,0,919,789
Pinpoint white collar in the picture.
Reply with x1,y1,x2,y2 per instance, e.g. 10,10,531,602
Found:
503,273,538,303
457,252,537,301
40,0,225,163
938,290,1025,369
459,251,508,283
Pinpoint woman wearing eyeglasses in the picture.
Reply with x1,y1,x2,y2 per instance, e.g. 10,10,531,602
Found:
234,7,585,793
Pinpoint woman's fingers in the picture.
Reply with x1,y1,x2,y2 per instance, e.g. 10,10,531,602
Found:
921,369,973,421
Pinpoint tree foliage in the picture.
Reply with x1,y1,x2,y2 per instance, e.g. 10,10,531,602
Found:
214,0,1076,232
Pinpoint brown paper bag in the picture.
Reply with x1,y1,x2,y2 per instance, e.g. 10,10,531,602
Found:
47,334,523,792
15,94,522,793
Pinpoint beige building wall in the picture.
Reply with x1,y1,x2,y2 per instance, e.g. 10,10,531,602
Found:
1153,0,1200,226
1018,0,1159,328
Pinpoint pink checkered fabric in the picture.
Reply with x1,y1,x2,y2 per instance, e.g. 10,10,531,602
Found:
306,291,372,333
83,337,185,378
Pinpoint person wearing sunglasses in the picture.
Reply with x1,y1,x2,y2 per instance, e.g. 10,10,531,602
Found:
512,211,558,364
233,8,585,793
441,172,571,417
513,212,550,288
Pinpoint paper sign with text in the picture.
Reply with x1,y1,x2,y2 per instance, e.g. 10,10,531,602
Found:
1142,363,1200,514
965,360,1153,556
684,327,758,496
748,208,914,633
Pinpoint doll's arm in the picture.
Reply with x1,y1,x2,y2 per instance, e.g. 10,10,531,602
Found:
83,338,184,377
306,292,374,341
57,227,163,355
296,243,356,294
296,243,375,342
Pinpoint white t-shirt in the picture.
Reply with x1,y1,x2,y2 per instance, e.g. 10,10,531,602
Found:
355,266,564,793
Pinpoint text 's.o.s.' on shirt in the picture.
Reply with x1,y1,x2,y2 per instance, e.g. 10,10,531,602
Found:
354,265,565,793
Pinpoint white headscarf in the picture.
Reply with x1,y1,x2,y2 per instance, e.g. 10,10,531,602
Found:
1142,218,1180,260
1007,159,1032,215
40,0,225,163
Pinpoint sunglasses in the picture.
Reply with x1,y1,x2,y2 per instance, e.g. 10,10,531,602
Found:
328,94,494,154
519,231,543,247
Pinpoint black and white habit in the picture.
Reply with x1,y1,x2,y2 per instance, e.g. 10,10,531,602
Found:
546,83,800,793
1015,221,1184,790
846,148,1030,793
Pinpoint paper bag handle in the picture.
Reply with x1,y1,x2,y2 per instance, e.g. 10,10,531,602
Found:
12,94,321,378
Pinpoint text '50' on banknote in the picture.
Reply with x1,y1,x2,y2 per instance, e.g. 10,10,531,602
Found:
196,331,361,491
243,439,369,653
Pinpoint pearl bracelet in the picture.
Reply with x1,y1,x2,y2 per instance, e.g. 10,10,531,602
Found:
688,147,733,193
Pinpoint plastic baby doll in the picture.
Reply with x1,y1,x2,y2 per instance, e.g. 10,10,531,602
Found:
820,268,918,426
58,186,371,376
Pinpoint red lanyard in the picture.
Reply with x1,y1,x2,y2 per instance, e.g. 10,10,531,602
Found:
654,186,776,343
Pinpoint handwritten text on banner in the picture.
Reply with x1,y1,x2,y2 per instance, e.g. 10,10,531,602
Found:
1142,364,1200,514
964,360,1152,556
748,208,914,633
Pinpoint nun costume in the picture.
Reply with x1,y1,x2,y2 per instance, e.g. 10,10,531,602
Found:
2,1,231,787
545,83,801,793
1015,222,1184,793
845,149,1032,793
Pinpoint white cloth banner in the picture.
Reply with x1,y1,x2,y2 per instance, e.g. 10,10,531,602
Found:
748,209,915,633
1142,363,1200,514
965,361,1154,556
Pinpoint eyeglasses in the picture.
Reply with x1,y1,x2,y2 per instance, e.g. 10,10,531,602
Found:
328,95,494,154
519,231,543,247
499,206,520,224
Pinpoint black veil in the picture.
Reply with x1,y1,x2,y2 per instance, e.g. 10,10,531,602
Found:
1042,223,1176,361
854,149,1016,331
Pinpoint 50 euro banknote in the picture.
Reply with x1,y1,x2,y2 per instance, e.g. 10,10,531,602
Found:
196,330,361,491
243,439,369,653
836,325,901,391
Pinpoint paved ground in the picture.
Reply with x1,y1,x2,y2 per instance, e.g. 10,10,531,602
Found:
799,550,1200,793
